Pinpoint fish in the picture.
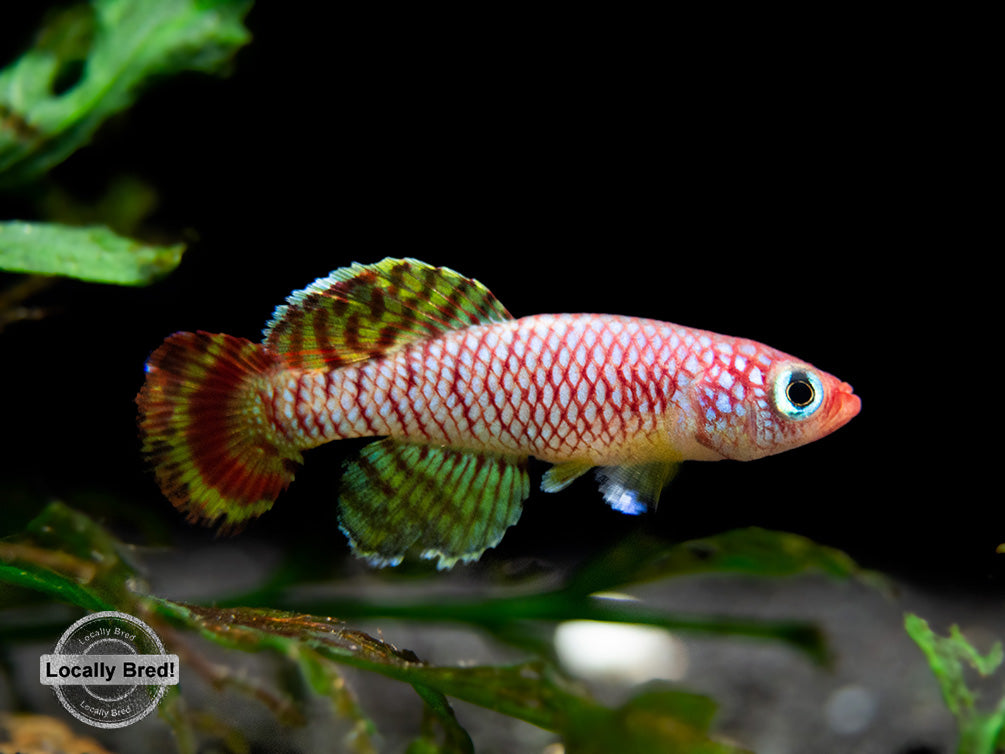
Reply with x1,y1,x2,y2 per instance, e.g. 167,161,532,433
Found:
136,258,861,569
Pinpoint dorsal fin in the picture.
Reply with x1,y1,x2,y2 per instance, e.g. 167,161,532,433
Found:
263,258,512,370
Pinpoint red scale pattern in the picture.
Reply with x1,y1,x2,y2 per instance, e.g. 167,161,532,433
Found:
274,314,710,466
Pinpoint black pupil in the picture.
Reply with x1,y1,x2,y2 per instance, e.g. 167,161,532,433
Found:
786,378,814,407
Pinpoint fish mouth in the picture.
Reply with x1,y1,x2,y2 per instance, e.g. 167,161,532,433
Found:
826,382,861,433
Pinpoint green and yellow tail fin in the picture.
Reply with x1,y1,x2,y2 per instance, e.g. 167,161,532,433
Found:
136,331,303,531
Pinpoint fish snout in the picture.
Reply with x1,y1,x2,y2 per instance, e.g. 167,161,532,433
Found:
827,381,861,432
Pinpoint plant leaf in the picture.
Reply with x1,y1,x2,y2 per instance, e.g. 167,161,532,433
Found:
0,0,252,187
0,221,184,284
0,500,141,610
1,503,748,752
905,612,1005,754
566,527,868,596
260,527,865,665
563,687,751,754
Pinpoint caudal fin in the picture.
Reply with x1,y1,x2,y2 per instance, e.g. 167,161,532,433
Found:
136,331,303,531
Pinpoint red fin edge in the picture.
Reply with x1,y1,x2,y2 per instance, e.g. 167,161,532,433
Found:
136,331,303,531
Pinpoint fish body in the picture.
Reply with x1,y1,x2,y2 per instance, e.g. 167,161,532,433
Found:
137,259,860,568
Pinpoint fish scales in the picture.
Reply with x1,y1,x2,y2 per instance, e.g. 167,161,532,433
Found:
271,313,806,467
273,315,688,464
137,258,860,568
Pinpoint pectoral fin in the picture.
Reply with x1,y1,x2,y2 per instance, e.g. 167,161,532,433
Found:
595,462,680,515
338,439,530,569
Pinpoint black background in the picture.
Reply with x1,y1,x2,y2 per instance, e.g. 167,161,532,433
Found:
0,5,996,593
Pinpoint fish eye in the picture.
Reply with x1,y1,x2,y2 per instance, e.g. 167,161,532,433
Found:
773,368,824,420
786,379,814,407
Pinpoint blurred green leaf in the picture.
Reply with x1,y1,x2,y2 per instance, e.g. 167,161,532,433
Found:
563,687,750,754
262,527,868,664
0,0,252,187
566,527,867,595
1,503,752,752
905,613,1005,754
0,500,141,611
0,220,184,284
156,602,747,753
409,682,475,754
40,174,161,235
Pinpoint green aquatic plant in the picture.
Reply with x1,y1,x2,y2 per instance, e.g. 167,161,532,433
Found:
1,501,870,752
1,0,250,285
0,220,184,285
906,613,1005,754
0,0,251,188
0,4,899,752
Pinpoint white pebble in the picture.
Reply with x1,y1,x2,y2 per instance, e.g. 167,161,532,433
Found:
553,620,688,685
825,684,877,735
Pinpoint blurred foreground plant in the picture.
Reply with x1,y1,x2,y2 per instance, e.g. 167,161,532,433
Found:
1,0,253,302
906,614,1005,754
0,0,251,187
0,501,872,753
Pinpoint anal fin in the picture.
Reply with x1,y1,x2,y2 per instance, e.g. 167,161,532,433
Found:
595,462,680,515
541,461,594,493
338,439,530,569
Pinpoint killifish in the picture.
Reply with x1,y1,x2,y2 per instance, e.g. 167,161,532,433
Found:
136,258,860,568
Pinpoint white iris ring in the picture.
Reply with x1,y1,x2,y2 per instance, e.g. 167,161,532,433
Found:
773,368,824,420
